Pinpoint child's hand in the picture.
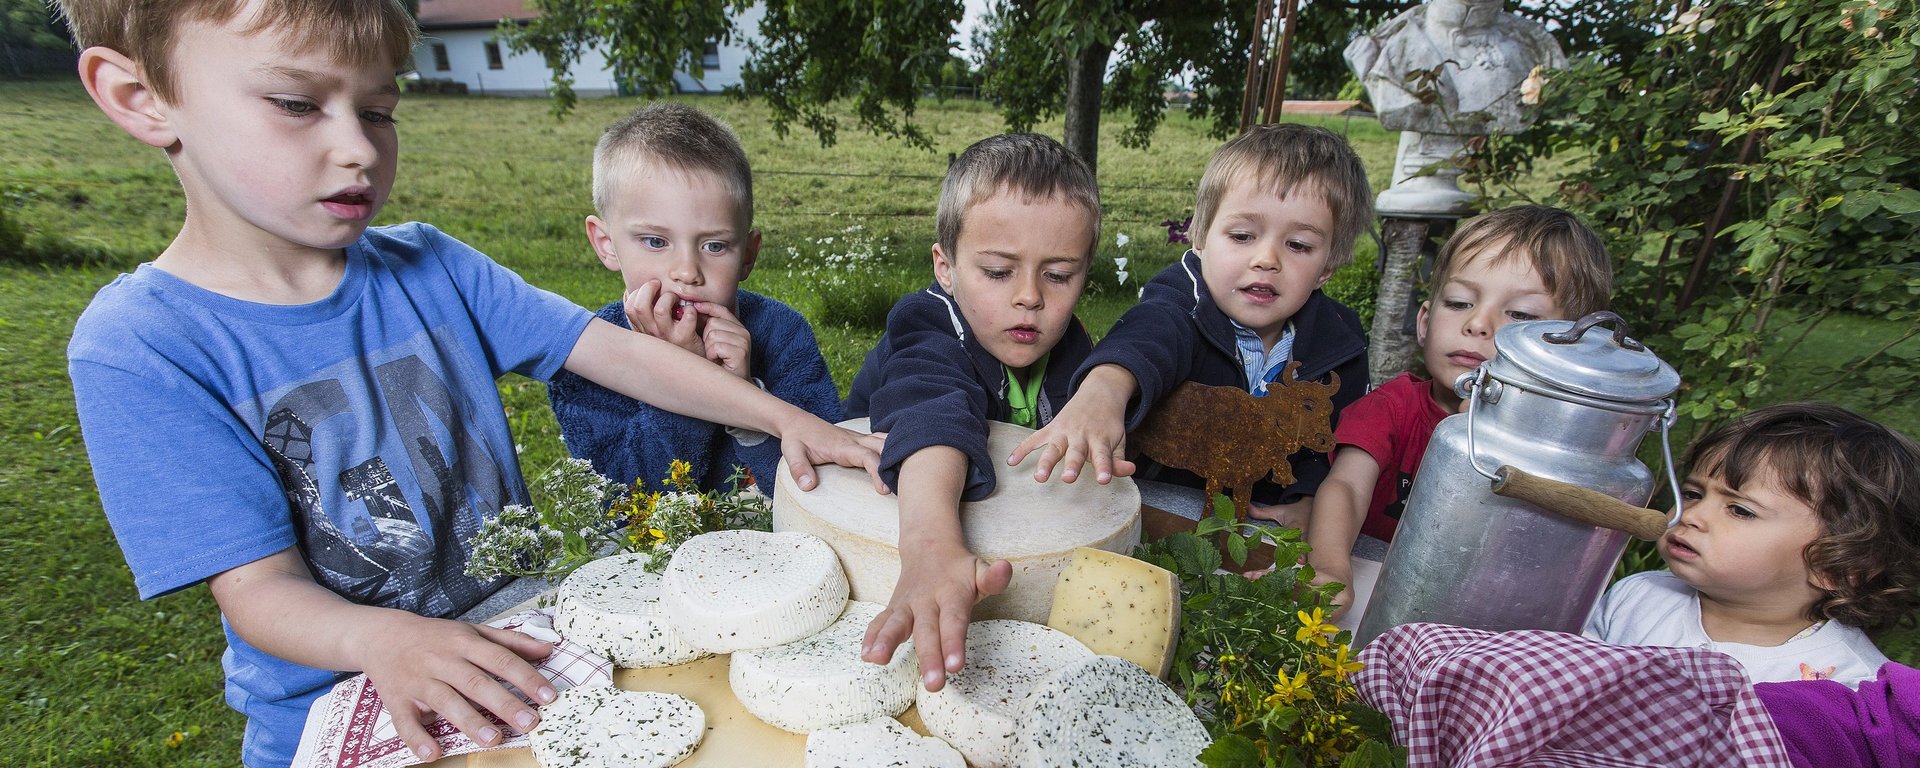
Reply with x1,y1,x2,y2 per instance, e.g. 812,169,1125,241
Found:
776,415,889,494
1007,366,1136,484
359,615,557,763
691,302,753,380
1306,559,1357,622
623,281,705,357
861,546,1013,692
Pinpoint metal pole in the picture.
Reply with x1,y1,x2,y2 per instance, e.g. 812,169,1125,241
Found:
1239,0,1274,134
1260,0,1302,125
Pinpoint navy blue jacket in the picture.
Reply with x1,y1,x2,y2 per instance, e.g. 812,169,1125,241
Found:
844,282,1094,500
547,290,841,494
1077,250,1368,504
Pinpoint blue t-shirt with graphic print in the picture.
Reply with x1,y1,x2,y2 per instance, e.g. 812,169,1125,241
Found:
68,223,593,768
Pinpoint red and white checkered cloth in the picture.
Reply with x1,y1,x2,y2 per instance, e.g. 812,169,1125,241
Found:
1355,622,1793,768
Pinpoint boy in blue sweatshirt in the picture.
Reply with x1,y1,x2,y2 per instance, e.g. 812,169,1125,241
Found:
547,103,840,494
844,133,1099,691
1013,124,1373,529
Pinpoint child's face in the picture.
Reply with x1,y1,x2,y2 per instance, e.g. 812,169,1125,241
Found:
586,163,758,315
933,192,1093,376
1195,177,1336,348
1418,244,1562,408
156,16,400,256
1661,466,1826,610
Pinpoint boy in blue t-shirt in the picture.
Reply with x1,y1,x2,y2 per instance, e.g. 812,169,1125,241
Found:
844,133,1099,692
1012,124,1373,529
56,3,880,766
547,103,840,494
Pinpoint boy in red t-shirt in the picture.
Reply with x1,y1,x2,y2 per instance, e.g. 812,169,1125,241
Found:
1307,205,1612,619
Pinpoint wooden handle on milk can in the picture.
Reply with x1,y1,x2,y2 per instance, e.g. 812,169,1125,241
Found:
1490,465,1672,541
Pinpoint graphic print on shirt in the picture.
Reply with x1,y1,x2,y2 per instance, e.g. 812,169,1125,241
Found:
258,339,511,619
1386,471,1414,521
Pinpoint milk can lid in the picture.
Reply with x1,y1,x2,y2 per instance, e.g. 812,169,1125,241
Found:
1491,311,1681,403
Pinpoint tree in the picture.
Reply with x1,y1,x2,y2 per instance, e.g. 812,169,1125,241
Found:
2,0,67,77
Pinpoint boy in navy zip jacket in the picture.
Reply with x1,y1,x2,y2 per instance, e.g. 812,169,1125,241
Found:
845,133,1100,693
1012,124,1372,528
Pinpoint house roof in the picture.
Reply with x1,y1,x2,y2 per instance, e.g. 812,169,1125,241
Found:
416,0,539,30
1279,100,1373,117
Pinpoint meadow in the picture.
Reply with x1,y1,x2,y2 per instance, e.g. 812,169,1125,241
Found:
1,79,1914,765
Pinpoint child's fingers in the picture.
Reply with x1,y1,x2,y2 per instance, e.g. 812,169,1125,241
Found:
1026,441,1064,483
862,606,911,665
421,676,509,749
974,558,1013,599
779,439,818,491
471,625,560,708
1006,430,1048,468
938,598,971,677
1059,441,1088,483
386,701,442,763
912,605,950,692
623,282,663,335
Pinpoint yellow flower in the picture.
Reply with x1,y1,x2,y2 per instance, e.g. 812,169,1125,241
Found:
668,459,693,488
1295,607,1337,646
648,528,667,542
1264,670,1313,707
1316,644,1364,683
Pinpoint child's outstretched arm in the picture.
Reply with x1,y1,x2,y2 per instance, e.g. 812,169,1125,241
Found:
208,549,556,764
859,446,1014,692
1305,446,1382,620
565,318,885,493
1007,363,1138,484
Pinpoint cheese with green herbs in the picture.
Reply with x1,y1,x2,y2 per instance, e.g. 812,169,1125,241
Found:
914,619,1095,768
803,717,966,768
729,601,918,733
660,529,849,653
527,686,704,768
555,553,706,669
1008,654,1207,767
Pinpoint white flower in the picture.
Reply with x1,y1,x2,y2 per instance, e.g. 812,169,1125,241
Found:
1115,232,1131,247
1115,257,1129,270
1520,66,1545,106
1116,270,1130,285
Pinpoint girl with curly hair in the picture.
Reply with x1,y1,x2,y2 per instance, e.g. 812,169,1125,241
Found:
1587,402,1920,685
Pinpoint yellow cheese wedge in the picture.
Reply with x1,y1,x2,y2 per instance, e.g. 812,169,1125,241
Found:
1045,547,1181,679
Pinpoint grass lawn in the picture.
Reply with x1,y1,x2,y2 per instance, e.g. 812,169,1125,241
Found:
2,79,1915,764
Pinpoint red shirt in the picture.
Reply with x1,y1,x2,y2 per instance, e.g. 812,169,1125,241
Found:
1333,372,1450,541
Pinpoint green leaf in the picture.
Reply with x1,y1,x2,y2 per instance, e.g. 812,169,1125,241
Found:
1883,188,1920,216
1197,734,1263,768
1226,533,1248,568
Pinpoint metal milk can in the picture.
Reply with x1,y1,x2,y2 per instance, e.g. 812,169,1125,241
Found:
1355,311,1682,646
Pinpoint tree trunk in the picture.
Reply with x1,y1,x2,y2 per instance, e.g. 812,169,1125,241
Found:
1063,41,1112,173
1369,217,1444,387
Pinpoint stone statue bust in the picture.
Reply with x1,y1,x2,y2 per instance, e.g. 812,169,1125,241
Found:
1346,0,1565,215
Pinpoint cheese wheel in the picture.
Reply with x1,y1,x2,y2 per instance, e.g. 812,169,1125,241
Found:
803,717,966,768
660,529,849,653
730,601,918,733
1046,547,1180,678
1009,655,1208,768
774,419,1142,623
555,553,707,668
914,620,1095,768
528,686,705,768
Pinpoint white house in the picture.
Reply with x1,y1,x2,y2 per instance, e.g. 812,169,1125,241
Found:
411,0,764,96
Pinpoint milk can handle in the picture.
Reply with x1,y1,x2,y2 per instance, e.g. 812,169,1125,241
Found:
1543,310,1645,352
1491,466,1672,541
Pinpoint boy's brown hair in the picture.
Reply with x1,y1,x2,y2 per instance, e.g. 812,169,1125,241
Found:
55,0,415,104
1191,123,1373,271
936,133,1100,261
1686,401,1920,630
1430,205,1613,319
593,102,753,231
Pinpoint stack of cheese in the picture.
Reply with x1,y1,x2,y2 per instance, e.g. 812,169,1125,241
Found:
544,529,1197,767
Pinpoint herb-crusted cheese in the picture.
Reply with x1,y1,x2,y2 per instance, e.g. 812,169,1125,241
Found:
660,529,849,653
773,419,1142,623
554,553,707,669
914,619,1095,768
804,717,966,768
528,686,704,768
1010,655,1208,768
1045,547,1181,678
730,601,918,733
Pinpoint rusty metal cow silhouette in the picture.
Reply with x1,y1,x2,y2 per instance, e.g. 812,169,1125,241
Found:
1130,362,1340,522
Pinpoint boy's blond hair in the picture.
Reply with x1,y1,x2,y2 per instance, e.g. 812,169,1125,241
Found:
1191,123,1373,270
936,133,1100,261
593,103,754,232
55,0,415,104
1430,205,1613,319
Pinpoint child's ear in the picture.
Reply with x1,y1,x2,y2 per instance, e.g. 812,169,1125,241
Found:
78,48,174,150
931,243,956,292
1314,267,1335,290
1415,300,1431,347
584,215,621,273
738,229,761,281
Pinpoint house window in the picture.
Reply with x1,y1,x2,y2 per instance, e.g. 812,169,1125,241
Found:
484,41,503,70
701,42,720,70
431,43,449,71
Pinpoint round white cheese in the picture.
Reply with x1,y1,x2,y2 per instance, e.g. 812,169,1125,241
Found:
1010,655,1209,767
804,717,967,768
915,619,1095,768
729,601,918,733
554,553,707,669
659,529,850,653
528,686,705,768
773,419,1142,624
